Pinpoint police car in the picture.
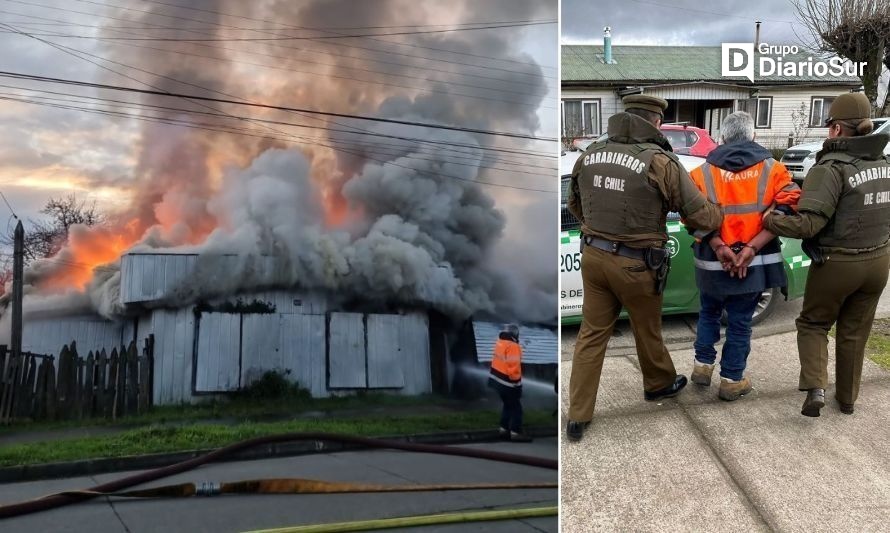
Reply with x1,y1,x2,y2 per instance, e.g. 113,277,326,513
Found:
560,148,811,326
781,118,890,183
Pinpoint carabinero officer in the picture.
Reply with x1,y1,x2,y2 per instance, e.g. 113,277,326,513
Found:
565,94,723,441
763,92,890,417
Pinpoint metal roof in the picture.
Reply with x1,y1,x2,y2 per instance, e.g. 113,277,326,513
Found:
562,45,862,86
473,321,557,365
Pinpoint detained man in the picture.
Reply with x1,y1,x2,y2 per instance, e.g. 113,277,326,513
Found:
687,111,800,400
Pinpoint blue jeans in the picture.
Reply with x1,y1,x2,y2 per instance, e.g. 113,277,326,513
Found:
694,291,761,381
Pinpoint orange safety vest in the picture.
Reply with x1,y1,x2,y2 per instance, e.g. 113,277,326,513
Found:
689,158,799,244
489,338,522,387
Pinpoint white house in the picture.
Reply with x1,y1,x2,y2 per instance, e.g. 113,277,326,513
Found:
562,43,862,149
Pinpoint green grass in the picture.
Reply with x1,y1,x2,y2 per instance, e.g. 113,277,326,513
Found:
830,319,890,371
866,319,890,371
0,410,554,467
0,392,449,435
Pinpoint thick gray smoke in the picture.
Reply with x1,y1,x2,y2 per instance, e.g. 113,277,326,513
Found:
13,0,557,325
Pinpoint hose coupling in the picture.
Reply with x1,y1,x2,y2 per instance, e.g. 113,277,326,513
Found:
196,482,220,496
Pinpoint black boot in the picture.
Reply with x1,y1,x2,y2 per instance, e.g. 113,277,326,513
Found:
566,420,590,442
837,399,855,415
644,375,688,401
801,388,825,417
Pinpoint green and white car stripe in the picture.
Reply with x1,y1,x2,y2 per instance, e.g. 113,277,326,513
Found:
786,254,812,270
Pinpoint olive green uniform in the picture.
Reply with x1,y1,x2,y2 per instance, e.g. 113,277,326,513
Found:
567,112,723,422
764,133,890,404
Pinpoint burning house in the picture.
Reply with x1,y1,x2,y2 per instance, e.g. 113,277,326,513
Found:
0,0,558,405
22,254,437,402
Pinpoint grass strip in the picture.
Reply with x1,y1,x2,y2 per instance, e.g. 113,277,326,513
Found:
0,410,554,467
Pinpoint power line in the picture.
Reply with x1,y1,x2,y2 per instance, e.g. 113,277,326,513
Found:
0,27,554,110
0,10,555,91
0,17,557,193
32,20,557,41
624,0,797,24
1,0,556,84
0,82,555,161
97,0,558,70
0,94,557,190
0,191,17,219
0,70,558,142
1,25,557,194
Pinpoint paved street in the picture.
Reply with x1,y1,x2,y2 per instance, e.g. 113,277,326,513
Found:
560,288,890,531
0,439,556,533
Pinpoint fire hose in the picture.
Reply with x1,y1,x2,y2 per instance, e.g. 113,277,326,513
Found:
244,506,559,533
0,432,557,519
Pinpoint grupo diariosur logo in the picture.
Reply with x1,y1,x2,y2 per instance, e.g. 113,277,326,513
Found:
721,43,866,83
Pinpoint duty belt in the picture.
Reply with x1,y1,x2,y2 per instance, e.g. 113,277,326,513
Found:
583,235,646,261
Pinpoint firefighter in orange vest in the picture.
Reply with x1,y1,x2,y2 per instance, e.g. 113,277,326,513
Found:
488,324,532,442
688,111,800,399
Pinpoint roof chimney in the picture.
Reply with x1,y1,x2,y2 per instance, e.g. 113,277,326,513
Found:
604,26,613,64
755,21,761,49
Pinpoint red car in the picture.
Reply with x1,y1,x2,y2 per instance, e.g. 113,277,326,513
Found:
571,124,719,158
659,124,718,157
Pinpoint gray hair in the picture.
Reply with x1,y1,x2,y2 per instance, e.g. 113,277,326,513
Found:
721,111,755,144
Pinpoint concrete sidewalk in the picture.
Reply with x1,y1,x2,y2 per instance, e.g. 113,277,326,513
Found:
559,331,890,532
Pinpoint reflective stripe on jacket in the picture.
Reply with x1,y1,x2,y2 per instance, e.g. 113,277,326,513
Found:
489,338,522,388
689,158,800,245
689,158,796,296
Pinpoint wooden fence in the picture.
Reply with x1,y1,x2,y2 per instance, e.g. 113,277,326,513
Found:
0,335,154,424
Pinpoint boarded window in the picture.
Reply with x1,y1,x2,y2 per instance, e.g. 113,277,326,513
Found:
328,313,366,388
367,314,406,388
194,312,241,392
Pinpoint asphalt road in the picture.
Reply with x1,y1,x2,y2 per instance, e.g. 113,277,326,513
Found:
0,438,557,533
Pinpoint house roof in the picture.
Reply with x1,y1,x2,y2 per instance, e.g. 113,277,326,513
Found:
562,45,862,86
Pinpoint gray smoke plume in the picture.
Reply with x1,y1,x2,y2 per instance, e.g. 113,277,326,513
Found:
12,0,557,325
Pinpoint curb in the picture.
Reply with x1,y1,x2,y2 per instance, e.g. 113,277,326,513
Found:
0,426,557,484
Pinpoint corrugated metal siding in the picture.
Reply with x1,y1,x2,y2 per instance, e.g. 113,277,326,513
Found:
121,253,199,303
120,255,330,312
195,312,241,392
473,322,557,365
23,316,123,357
217,290,328,315
149,308,195,404
241,314,280,383
395,312,431,395
280,314,327,397
328,312,366,388
366,314,405,389
238,313,329,397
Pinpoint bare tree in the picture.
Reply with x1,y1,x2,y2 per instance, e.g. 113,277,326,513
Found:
790,101,813,144
795,0,890,114
0,194,105,266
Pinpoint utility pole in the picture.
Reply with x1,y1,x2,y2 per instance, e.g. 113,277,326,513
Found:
11,220,22,359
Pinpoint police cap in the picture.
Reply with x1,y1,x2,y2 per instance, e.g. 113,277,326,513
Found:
825,92,871,125
622,94,668,116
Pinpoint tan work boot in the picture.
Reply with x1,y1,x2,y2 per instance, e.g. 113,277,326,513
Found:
718,376,753,401
691,361,715,386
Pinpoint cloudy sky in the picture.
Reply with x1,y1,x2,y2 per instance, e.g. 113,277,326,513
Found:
562,0,807,46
